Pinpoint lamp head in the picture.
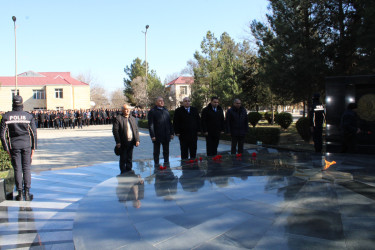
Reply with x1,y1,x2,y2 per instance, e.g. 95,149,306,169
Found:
146,25,149,30
12,16,16,22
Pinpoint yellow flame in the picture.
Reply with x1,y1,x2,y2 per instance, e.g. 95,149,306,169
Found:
323,160,336,171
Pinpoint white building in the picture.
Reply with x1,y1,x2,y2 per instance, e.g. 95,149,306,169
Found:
165,76,194,109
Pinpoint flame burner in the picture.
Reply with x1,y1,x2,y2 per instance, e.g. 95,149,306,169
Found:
322,160,337,171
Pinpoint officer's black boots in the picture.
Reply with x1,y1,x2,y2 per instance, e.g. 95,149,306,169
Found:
15,189,24,201
24,188,33,201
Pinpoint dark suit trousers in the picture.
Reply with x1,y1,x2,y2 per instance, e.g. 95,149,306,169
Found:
179,135,197,159
153,141,169,165
313,126,323,153
231,136,245,154
119,141,134,173
206,133,220,156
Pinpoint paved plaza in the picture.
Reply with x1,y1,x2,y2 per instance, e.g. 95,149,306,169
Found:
0,126,375,249
31,125,231,171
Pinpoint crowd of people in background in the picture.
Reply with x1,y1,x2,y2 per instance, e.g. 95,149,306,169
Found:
1,108,149,129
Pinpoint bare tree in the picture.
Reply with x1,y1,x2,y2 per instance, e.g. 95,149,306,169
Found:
180,59,197,76
110,89,127,108
130,76,148,107
75,71,110,109
90,85,110,109
163,72,180,85
75,71,97,85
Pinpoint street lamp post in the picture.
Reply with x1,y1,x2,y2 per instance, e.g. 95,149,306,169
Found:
145,25,149,80
12,16,17,95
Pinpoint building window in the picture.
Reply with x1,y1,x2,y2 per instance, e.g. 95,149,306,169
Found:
55,88,63,98
180,86,187,95
56,107,64,111
33,90,45,99
33,107,46,110
11,89,20,97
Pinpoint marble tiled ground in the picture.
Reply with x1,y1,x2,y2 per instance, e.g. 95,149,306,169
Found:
1,148,375,249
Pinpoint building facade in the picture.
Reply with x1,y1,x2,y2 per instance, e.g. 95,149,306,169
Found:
165,76,194,109
0,71,90,111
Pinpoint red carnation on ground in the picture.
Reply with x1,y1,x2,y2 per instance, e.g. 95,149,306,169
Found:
199,157,203,161
252,152,257,157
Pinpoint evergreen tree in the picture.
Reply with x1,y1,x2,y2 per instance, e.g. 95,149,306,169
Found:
251,0,328,105
123,58,164,107
192,31,251,109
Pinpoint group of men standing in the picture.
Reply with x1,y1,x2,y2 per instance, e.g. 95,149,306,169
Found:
30,108,149,130
112,96,249,174
31,109,124,129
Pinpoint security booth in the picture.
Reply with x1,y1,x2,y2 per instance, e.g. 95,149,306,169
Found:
325,75,375,154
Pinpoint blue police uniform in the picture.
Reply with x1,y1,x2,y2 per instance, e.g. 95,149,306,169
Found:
0,96,37,201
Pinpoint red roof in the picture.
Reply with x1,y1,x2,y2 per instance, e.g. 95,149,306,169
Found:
0,71,89,86
166,76,194,86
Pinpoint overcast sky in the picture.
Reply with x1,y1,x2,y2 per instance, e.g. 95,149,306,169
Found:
1,0,269,93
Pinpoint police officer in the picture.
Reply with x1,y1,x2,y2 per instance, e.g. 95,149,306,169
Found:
0,95,37,201
309,93,326,153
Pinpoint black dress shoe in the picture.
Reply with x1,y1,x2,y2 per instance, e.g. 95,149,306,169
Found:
15,190,24,201
24,188,33,201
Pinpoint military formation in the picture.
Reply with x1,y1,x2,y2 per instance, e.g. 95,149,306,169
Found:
28,108,148,129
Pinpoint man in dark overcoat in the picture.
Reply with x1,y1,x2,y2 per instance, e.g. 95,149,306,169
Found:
173,97,201,160
226,99,249,154
340,103,361,153
148,97,174,166
201,96,225,156
113,104,140,174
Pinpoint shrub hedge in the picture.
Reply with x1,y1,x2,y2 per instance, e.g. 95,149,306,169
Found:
0,147,12,172
276,112,293,129
265,111,278,124
221,127,280,145
248,112,262,127
296,117,311,142
169,110,175,121
138,119,148,129
0,116,14,172
139,120,280,145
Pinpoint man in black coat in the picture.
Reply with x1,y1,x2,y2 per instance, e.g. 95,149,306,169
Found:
201,96,225,156
148,97,174,166
39,111,46,128
226,99,249,154
113,104,140,174
340,103,360,153
174,97,201,160
0,96,37,201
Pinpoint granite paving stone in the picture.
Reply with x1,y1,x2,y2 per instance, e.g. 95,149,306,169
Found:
1,126,374,249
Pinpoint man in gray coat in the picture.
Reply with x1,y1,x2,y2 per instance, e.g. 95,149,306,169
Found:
113,104,140,174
